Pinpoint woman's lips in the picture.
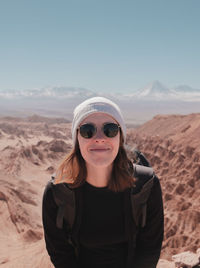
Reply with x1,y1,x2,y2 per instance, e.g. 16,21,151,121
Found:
90,148,110,152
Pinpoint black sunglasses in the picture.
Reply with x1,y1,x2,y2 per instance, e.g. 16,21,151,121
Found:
78,123,120,139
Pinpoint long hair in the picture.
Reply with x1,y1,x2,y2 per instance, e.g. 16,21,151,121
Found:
54,132,136,192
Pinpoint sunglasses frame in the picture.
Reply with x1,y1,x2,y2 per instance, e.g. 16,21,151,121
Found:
78,122,120,139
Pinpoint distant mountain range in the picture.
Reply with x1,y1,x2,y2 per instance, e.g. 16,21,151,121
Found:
0,86,96,99
117,81,200,102
0,81,200,124
1,81,200,102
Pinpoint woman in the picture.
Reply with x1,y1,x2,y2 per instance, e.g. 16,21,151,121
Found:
42,96,164,268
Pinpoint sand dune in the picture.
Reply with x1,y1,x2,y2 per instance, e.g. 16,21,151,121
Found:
0,114,200,267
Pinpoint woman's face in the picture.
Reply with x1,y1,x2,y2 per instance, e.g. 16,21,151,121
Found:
77,113,120,169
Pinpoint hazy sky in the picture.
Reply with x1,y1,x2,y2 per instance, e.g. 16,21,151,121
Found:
0,0,200,93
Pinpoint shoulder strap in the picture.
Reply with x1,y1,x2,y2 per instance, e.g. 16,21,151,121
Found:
51,176,76,230
130,164,154,227
132,149,151,167
51,164,154,230
133,164,154,180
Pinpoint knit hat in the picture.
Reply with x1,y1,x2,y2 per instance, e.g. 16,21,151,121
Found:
71,96,126,145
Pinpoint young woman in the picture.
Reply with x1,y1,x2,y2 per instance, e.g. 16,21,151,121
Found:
42,96,164,268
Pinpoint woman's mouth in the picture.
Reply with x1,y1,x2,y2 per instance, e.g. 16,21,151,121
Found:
90,148,110,152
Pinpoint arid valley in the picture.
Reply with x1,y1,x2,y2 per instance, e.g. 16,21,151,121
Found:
0,113,200,268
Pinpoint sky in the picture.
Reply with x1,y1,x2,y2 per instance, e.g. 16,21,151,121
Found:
0,0,200,93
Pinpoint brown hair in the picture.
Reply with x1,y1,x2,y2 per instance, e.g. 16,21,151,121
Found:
54,132,136,192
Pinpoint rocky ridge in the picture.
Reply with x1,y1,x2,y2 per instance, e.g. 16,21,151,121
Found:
127,113,200,261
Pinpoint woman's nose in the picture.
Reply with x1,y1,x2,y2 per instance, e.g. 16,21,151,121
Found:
93,127,105,140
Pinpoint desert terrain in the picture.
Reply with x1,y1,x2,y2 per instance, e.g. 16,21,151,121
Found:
0,113,200,267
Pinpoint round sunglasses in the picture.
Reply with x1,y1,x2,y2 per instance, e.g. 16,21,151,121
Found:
78,122,120,139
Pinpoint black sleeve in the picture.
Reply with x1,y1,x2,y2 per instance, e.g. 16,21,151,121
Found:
134,176,164,268
42,182,79,268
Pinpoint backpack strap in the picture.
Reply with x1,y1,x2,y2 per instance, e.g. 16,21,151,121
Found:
51,176,76,230
132,149,151,167
130,164,154,227
51,164,155,230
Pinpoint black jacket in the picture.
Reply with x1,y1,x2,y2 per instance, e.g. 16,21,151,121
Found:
42,175,164,268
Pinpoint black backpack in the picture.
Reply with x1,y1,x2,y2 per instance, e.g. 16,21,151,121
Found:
50,149,155,231
131,148,151,167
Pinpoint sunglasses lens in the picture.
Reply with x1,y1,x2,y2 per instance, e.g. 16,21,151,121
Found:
79,124,96,138
103,123,119,137
79,123,119,139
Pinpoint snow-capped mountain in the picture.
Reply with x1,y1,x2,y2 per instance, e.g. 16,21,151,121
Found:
0,87,97,99
121,81,200,102
173,85,200,93
137,81,170,96
170,85,200,102
128,81,177,101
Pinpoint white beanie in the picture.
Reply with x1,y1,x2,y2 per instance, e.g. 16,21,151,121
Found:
71,97,126,145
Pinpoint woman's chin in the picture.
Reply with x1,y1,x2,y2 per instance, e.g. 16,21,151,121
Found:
87,159,114,169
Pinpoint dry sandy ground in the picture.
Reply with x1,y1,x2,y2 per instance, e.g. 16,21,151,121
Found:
0,113,200,267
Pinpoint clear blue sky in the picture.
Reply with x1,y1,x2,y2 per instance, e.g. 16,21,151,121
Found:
0,0,200,93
